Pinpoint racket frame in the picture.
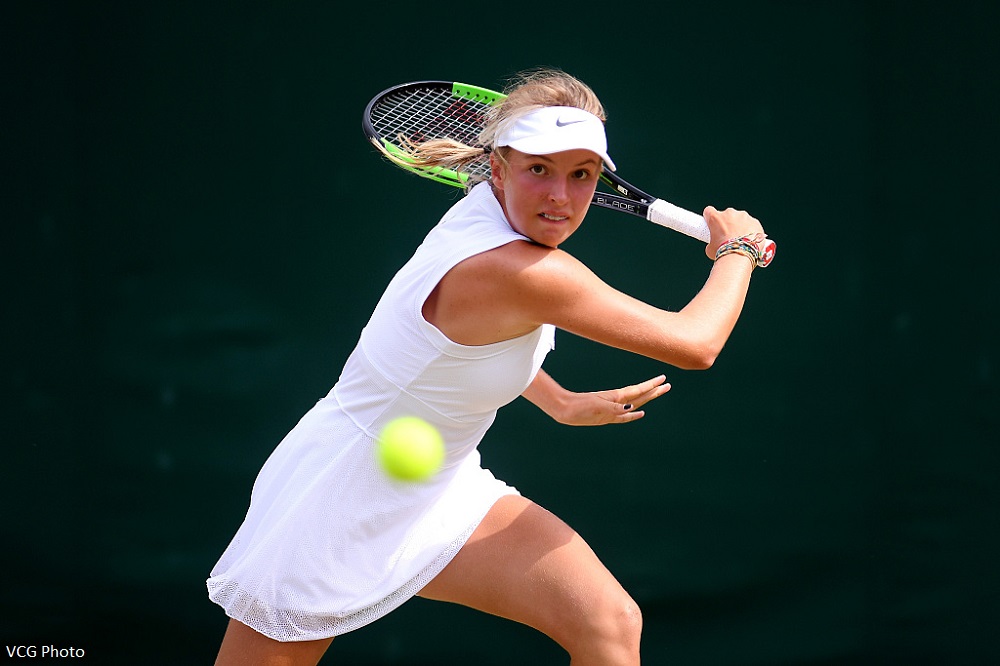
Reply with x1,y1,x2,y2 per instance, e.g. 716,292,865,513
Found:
363,80,774,266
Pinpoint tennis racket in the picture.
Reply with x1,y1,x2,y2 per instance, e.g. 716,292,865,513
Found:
362,80,774,267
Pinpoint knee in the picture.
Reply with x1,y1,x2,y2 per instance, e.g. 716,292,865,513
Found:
583,591,643,656
610,595,643,649
542,583,643,664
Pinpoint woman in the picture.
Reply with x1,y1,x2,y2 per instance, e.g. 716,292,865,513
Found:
209,69,769,665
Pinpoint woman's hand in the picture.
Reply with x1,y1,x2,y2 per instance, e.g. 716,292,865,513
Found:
703,206,766,260
553,375,672,426
523,370,672,426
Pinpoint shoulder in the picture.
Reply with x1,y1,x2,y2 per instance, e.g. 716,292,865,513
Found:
426,239,603,344
460,240,600,292
454,240,616,333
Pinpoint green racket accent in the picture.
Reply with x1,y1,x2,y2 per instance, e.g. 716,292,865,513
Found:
452,82,507,107
364,81,506,189
379,139,470,188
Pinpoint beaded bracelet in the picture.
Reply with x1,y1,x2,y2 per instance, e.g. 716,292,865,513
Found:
715,234,763,268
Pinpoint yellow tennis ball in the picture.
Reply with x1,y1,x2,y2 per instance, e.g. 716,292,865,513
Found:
376,416,445,482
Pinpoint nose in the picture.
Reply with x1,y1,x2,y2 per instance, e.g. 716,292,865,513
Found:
548,177,570,205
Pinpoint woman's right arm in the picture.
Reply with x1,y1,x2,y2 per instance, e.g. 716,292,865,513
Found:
507,207,766,369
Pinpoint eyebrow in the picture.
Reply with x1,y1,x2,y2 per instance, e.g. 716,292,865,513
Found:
530,154,601,168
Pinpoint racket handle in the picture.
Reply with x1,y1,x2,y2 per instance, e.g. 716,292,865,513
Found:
647,199,776,267
647,199,711,242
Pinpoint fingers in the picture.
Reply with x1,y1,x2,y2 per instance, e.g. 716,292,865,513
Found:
634,374,668,392
620,375,671,408
615,374,666,398
703,206,766,258
704,206,763,231
569,375,672,426
607,375,671,424
615,405,645,423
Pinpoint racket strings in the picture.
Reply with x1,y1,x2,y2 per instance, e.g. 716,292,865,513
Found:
369,87,492,179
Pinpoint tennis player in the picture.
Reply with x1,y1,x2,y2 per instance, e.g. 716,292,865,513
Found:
209,68,769,666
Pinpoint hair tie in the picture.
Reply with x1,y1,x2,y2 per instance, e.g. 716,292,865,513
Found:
715,235,764,268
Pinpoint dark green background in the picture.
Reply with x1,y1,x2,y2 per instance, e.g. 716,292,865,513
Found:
5,2,998,664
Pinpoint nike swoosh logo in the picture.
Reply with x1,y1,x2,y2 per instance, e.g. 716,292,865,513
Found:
555,118,586,127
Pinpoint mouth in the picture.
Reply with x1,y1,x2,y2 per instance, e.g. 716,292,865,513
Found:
540,213,569,222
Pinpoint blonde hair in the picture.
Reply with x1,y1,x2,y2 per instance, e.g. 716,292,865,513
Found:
398,69,607,188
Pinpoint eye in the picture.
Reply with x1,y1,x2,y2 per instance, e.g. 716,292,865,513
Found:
529,164,547,175
573,168,593,180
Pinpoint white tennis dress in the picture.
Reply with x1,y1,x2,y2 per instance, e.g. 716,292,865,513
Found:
206,182,556,641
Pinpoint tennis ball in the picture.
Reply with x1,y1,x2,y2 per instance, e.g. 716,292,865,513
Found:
376,416,445,482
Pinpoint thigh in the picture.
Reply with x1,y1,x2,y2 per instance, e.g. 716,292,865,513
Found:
214,618,333,666
417,494,629,648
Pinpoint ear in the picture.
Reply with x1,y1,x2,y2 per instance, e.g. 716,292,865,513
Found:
489,153,505,191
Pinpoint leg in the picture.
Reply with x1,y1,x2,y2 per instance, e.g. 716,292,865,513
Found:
418,495,642,666
214,618,333,666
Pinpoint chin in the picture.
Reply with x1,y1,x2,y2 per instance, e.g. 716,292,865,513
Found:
533,233,568,249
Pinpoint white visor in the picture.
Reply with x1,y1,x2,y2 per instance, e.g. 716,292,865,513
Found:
494,106,616,171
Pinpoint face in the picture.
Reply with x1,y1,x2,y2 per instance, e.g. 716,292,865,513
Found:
490,148,602,248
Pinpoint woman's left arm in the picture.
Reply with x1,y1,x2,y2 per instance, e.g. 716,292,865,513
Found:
521,369,670,426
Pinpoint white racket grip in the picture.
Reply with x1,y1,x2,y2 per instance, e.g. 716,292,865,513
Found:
647,198,776,267
647,199,711,242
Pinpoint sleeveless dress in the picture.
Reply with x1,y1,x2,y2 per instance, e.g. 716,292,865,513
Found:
206,182,556,641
